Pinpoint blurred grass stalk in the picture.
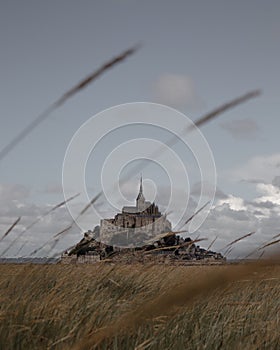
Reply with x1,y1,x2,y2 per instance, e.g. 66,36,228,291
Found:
0,45,139,161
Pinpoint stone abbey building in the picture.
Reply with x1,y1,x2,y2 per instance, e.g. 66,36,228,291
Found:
100,177,172,246
63,177,225,263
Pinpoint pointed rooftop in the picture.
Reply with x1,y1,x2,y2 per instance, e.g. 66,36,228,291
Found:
136,175,145,202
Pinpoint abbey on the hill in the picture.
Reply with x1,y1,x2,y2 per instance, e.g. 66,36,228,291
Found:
99,176,172,245
62,176,225,264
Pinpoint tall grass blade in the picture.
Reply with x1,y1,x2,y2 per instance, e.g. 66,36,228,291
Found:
206,235,218,252
118,90,262,194
0,194,79,256
0,217,21,242
188,90,261,131
0,45,139,161
184,201,210,226
222,231,256,250
258,239,280,250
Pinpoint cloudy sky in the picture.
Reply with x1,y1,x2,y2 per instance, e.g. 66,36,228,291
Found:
0,1,279,258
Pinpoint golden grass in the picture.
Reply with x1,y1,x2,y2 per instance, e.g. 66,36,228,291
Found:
0,262,279,350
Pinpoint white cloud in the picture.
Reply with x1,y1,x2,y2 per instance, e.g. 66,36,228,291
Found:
217,194,246,211
153,74,201,108
194,177,280,259
255,183,280,206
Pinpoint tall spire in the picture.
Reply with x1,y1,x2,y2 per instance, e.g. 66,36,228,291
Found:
136,174,145,209
139,173,143,195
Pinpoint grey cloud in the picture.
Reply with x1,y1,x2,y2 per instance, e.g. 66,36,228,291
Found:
232,154,280,184
245,200,276,209
153,74,202,109
0,184,80,257
220,118,259,140
0,205,76,258
193,199,279,258
272,175,280,188
44,184,63,194
190,181,227,200
214,203,249,221
0,184,30,201
214,189,229,200
240,178,267,185
253,210,265,216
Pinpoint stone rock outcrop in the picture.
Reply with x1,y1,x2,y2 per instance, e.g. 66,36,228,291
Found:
61,229,225,265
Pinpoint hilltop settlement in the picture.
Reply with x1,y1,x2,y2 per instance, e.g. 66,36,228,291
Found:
62,178,225,265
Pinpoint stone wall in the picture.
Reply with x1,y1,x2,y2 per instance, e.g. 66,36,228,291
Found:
60,254,100,264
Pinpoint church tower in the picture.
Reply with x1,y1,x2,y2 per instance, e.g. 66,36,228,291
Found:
136,175,145,212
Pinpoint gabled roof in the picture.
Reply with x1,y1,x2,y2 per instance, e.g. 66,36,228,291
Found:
122,206,139,213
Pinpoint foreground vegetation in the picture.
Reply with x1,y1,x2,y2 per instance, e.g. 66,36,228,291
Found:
0,262,279,349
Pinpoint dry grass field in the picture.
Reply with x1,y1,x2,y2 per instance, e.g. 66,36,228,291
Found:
0,262,279,350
